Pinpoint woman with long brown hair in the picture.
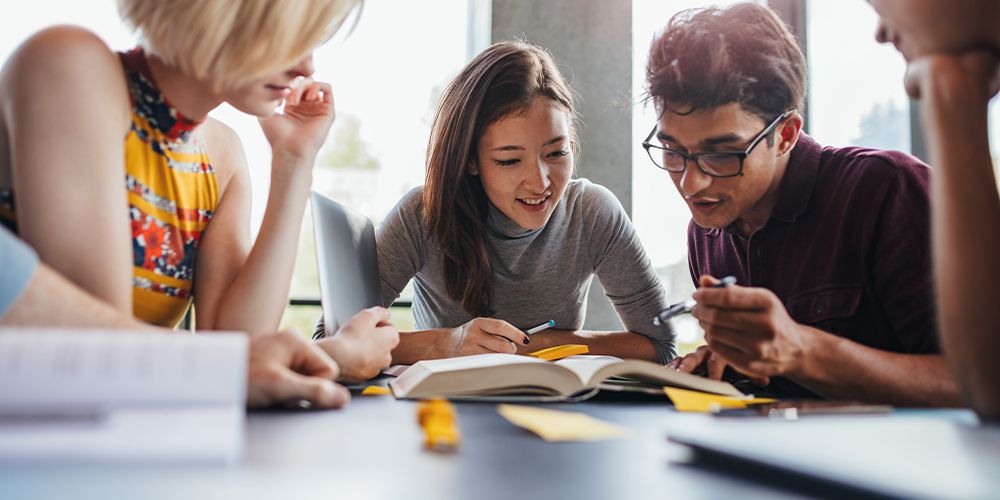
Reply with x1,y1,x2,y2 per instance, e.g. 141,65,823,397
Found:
321,41,675,364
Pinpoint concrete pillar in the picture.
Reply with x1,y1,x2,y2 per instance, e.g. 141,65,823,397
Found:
490,0,632,330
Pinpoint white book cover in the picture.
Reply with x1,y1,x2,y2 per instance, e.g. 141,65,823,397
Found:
0,329,248,464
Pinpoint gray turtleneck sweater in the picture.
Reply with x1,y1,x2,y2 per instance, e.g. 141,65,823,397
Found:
375,178,676,364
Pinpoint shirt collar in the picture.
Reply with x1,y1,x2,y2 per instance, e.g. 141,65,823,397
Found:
120,47,203,142
487,202,542,239
770,133,822,224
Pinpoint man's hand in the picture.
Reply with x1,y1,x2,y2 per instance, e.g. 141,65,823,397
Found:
317,307,400,383
668,345,770,386
435,317,529,357
689,275,814,380
246,330,350,409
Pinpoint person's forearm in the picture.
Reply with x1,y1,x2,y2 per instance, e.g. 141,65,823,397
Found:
791,326,962,407
919,66,1000,417
210,162,312,333
3,264,152,330
514,329,658,362
391,327,659,364
391,328,452,365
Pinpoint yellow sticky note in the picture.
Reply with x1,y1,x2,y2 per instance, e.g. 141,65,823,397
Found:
361,385,392,396
497,404,627,442
664,386,776,413
527,344,589,361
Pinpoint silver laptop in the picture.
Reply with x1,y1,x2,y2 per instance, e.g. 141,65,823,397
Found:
310,191,382,333
666,414,1000,498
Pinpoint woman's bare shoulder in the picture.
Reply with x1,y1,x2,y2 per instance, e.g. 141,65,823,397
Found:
2,26,124,87
0,26,129,118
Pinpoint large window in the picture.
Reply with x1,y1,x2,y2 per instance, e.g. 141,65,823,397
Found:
274,1,470,334
807,0,910,151
991,102,1000,184
0,2,131,61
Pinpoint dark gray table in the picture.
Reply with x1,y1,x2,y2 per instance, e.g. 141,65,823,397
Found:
0,395,814,500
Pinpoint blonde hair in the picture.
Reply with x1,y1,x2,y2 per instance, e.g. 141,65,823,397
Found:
118,0,360,90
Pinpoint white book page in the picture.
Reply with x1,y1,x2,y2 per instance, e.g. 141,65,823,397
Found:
391,353,566,398
557,355,745,397
0,329,248,410
421,353,548,373
552,355,624,385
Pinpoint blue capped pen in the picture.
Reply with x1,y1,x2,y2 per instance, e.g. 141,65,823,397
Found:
525,319,556,335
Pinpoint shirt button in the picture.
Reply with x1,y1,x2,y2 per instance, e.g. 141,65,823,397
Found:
814,303,824,315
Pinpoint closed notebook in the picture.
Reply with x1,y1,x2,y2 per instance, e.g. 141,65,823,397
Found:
0,328,247,464
389,353,744,400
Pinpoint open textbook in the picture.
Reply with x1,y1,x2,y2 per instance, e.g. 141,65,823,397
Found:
389,353,744,400
0,329,248,464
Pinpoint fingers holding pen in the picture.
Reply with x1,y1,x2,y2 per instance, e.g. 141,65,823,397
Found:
477,317,529,346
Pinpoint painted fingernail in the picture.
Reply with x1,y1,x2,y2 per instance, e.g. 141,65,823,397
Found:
522,337,530,345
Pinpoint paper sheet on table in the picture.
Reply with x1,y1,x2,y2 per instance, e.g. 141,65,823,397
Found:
0,405,243,464
0,329,247,464
497,404,627,442
664,387,776,413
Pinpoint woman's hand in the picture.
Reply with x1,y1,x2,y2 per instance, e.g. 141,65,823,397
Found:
903,50,1000,102
317,307,400,383
435,317,530,358
258,77,336,167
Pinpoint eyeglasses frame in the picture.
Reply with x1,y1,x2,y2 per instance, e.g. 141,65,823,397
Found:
641,109,796,178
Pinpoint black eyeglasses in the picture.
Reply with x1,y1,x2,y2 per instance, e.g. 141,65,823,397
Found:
641,109,795,178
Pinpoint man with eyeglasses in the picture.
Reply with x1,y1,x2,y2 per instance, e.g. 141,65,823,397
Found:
645,2,961,405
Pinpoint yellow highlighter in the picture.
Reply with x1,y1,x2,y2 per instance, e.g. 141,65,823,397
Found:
417,399,460,452
527,344,589,361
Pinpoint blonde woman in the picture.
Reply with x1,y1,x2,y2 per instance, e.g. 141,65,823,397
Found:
0,0,397,382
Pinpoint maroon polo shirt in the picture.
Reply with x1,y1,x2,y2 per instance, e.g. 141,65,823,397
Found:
688,134,938,398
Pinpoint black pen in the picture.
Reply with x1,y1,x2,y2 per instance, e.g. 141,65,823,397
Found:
652,276,737,326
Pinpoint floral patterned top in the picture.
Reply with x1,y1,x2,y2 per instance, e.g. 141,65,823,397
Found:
0,47,219,327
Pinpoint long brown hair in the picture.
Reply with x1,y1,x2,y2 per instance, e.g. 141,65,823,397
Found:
422,41,577,317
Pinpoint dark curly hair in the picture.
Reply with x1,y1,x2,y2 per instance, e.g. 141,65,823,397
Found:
645,2,805,131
